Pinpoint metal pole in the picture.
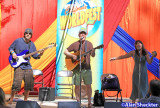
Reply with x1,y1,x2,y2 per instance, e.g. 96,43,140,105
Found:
138,51,141,100
79,39,82,107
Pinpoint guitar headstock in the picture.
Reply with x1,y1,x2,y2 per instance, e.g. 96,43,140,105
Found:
48,43,56,48
95,44,104,49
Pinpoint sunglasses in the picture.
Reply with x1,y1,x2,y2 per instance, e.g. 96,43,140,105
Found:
25,32,32,35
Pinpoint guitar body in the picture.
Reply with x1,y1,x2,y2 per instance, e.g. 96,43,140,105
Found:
8,43,56,68
65,44,104,71
9,50,29,68
65,51,85,71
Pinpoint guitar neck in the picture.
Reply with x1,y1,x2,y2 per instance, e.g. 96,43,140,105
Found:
80,44,103,57
23,47,48,58
81,47,96,57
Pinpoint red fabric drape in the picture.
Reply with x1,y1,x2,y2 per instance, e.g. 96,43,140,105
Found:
103,0,130,97
103,0,130,50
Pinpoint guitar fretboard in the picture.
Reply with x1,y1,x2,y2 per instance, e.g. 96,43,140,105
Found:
80,45,103,57
23,46,53,58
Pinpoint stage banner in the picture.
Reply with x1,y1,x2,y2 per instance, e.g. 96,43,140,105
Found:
56,0,104,96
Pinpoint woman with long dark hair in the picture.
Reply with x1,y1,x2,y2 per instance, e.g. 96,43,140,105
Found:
0,87,11,108
0,88,10,108
110,40,157,103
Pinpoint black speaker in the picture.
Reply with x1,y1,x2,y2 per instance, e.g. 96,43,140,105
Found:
16,101,40,108
58,102,80,108
39,87,55,101
104,102,125,108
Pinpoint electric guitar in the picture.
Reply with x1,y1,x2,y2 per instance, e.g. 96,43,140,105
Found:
9,43,56,68
65,44,104,71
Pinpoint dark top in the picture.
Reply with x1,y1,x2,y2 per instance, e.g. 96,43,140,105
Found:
67,40,93,70
138,96,160,108
9,38,39,69
0,105,10,108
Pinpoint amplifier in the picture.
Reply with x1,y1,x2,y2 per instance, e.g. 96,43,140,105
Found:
39,87,55,101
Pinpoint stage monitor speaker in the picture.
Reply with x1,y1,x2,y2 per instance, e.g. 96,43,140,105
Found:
16,101,40,108
39,87,55,101
104,102,125,108
58,101,80,108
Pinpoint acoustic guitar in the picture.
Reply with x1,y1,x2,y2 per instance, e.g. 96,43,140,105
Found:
65,44,104,71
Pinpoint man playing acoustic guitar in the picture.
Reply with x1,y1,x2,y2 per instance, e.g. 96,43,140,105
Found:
64,28,95,107
8,28,44,104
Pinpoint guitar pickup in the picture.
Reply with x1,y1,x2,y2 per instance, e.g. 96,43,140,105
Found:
10,60,13,64
16,58,19,62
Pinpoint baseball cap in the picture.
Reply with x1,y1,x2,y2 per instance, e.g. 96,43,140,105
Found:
24,28,33,34
79,28,87,34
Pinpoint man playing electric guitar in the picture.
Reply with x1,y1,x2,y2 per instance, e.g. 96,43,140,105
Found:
64,28,96,108
8,28,44,104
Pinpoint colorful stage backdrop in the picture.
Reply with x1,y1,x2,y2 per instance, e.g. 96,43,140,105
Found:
56,0,104,96
0,0,159,98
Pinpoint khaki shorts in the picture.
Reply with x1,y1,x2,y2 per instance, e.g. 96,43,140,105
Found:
72,69,92,85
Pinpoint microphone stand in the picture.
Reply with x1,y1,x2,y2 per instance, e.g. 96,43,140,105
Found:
138,50,141,100
79,39,82,108
79,39,86,108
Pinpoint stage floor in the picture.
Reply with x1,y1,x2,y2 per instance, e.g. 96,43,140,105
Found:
6,95,132,108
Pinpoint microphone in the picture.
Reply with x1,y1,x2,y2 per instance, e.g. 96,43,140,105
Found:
80,37,84,40
137,46,141,51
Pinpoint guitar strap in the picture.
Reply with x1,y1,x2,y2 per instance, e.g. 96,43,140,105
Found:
85,40,87,55
78,40,87,62
84,41,87,63
78,40,87,53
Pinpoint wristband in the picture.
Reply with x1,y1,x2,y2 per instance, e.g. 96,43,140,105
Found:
11,51,15,54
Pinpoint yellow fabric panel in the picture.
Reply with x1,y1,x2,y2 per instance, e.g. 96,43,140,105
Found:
0,19,57,94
